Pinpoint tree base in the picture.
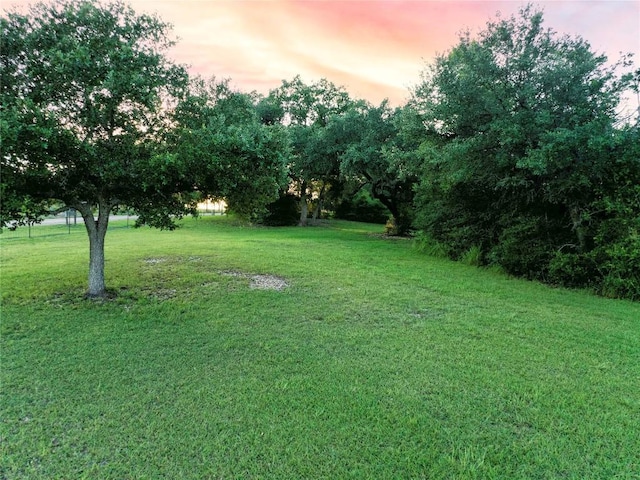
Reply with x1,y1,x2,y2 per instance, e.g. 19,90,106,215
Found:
84,288,119,300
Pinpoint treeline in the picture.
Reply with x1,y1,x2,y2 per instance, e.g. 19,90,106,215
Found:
2,1,638,299
252,7,640,300
410,8,640,301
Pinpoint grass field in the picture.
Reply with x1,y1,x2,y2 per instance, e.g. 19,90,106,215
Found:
1,217,639,479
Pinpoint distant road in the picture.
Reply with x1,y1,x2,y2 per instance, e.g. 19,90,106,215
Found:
38,215,137,226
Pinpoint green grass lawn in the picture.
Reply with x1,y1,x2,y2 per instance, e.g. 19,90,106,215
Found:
2,217,639,479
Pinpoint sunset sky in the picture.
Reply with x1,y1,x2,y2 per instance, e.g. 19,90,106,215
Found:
6,0,640,106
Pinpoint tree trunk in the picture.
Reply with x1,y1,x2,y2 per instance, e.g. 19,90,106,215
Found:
77,202,111,298
312,182,326,223
311,199,322,222
569,205,586,253
299,181,308,226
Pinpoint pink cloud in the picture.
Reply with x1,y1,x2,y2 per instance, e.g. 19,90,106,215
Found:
157,0,637,105
5,0,639,106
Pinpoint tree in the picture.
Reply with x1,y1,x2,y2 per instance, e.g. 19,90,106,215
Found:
545,123,640,299
269,76,352,225
170,77,289,221
332,101,420,235
412,5,635,294
2,0,194,297
1,1,288,297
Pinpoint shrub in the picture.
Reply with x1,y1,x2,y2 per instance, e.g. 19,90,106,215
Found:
548,236,640,300
548,252,600,290
461,245,482,266
335,190,389,224
488,217,556,280
598,236,640,300
413,231,448,258
257,193,300,226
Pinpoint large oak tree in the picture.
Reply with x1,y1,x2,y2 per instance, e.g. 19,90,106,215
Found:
1,0,191,297
412,5,638,297
269,76,352,225
1,0,288,297
330,101,420,235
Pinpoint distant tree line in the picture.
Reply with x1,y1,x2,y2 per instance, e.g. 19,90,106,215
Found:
2,1,638,299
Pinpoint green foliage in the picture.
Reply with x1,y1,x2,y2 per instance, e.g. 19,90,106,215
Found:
412,4,638,298
545,125,640,298
169,77,290,221
548,252,600,290
412,231,449,258
598,236,640,300
256,193,300,226
334,189,389,224
271,75,352,127
549,236,640,300
1,0,191,221
486,213,570,280
331,102,420,235
461,245,483,267
255,95,285,126
268,76,354,224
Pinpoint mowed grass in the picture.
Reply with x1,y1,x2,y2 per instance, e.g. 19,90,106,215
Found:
1,217,639,479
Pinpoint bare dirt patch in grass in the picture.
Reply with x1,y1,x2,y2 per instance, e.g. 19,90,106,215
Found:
143,257,168,265
219,270,289,291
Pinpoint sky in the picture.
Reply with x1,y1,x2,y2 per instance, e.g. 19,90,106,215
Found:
5,0,640,107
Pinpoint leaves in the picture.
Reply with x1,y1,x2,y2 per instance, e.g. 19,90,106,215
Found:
411,4,639,297
170,77,289,219
1,0,189,227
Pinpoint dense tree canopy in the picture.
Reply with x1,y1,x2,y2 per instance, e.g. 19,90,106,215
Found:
170,78,289,220
412,5,638,298
268,76,353,225
0,0,288,297
329,101,421,235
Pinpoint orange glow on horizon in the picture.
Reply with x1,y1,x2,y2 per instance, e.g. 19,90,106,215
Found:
4,0,639,106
